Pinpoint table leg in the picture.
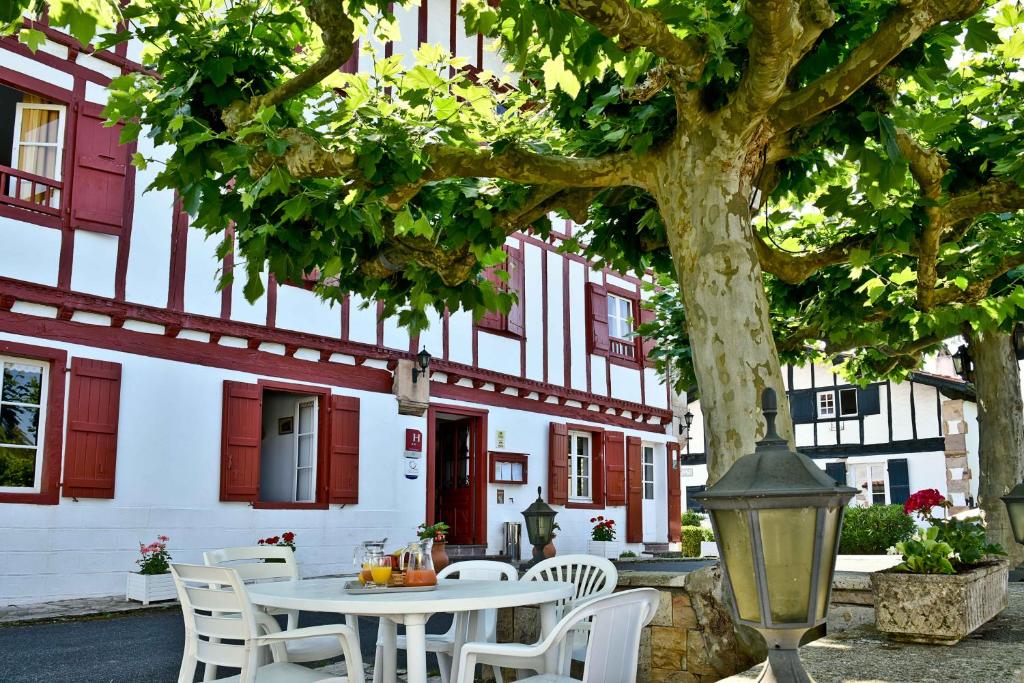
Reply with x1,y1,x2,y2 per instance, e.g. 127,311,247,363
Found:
447,612,472,683
540,603,559,674
374,617,398,683
403,614,429,683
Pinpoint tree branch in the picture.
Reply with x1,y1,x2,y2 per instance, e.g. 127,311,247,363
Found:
770,0,984,133
558,0,707,80
943,178,1024,228
754,231,884,284
494,187,599,230
895,129,948,310
223,0,355,132
931,252,1024,306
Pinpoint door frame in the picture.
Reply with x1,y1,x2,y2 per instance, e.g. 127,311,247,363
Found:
426,403,489,545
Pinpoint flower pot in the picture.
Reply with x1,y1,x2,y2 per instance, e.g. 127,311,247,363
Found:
126,572,177,606
431,540,450,572
543,540,556,558
699,540,719,558
870,560,1009,645
587,540,624,559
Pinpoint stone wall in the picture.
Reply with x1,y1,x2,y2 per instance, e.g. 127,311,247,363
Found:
495,565,762,683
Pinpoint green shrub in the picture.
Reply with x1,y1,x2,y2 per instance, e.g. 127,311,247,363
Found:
619,550,637,559
680,525,706,557
702,528,715,542
839,505,916,555
680,511,704,527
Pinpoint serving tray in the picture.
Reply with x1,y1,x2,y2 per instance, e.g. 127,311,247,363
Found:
344,581,438,594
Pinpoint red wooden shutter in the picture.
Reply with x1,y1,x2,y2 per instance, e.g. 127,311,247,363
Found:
328,395,360,503
666,442,682,543
586,283,609,354
63,359,122,499
548,422,569,505
478,264,505,332
605,431,626,506
70,103,131,234
625,436,643,543
220,381,261,502
506,245,525,337
640,306,657,365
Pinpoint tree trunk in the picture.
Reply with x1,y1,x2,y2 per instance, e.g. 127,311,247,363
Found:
969,329,1024,567
654,142,792,484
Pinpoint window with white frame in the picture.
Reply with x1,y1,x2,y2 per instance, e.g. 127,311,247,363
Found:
607,293,633,340
259,390,319,504
642,444,655,500
816,390,835,419
850,463,887,506
838,387,858,417
293,399,317,503
0,85,65,210
567,430,592,502
0,356,49,491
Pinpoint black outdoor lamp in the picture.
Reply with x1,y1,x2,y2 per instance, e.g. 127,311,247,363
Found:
412,347,431,383
1013,324,1024,360
696,388,856,683
679,409,694,436
1002,482,1024,546
521,486,558,567
951,344,973,381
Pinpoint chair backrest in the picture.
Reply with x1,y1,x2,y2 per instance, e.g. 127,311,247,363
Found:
203,546,299,583
439,560,518,641
439,560,519,582
522,554,617,617
547,588,660,683
171,563,263,679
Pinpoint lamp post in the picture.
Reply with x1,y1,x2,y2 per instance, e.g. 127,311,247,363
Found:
412,347,431,383
521,486,557,567
679,409,694,458
695,388,856,683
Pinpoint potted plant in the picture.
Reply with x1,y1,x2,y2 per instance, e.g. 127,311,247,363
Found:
871,489,1008,644
126,535,176,605
544,522,559,558
586,516,623,559
417,522,450,571
257,531,297,562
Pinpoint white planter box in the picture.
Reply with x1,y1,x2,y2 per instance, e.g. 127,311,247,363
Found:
700,541,719,558
587,541,624,559
126,572,176,605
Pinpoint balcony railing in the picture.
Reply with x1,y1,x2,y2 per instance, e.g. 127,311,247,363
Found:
0,164,62,217
610,337,637,361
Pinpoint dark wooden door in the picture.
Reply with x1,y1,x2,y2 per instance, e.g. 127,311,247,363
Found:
436,418,477,544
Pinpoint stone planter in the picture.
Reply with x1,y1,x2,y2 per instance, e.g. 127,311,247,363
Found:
700,540,719,557
587,540,624,559
871,560,1009,644
126,572,176,605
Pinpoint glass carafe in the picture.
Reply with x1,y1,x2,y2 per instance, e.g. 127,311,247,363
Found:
400,539,437,587
354,539,387,585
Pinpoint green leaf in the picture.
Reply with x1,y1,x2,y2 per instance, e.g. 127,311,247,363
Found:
890,267,917,286
541,54,580,99
18,28,46,52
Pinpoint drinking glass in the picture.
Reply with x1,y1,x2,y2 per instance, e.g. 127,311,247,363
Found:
370,556,393,587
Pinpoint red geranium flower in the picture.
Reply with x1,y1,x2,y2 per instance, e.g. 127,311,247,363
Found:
282,532,295,542
904,489,948,516
597,516,604,521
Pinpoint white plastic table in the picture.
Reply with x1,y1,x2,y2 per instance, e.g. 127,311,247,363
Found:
248,577,574,683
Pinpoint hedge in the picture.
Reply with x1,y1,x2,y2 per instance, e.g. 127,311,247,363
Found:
680,511,703,527
838,504,916,554
680,526,715,557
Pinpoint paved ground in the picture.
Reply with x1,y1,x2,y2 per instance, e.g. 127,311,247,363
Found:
0,606,451,683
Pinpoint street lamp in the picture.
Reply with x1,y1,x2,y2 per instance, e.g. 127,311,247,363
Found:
1002,482,1024,546
695,388,856,683
412,347,431,383
1013,324,1024,360
951,344,973,381
521,486,558,567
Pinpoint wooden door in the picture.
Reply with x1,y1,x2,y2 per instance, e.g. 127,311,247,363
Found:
437,418,477,544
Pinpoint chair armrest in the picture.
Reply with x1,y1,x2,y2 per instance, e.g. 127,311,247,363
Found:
255,624,364,680
456,642,547,683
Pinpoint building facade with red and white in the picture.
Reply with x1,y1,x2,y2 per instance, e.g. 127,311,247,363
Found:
0,9,686,605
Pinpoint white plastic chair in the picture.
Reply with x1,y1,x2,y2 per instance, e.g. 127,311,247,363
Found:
375,560,518,683
455,588,660,683
204,546,354,674
170,563,364,683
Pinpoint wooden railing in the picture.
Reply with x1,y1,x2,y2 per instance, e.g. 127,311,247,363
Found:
610,337,637,361
0,164,62,216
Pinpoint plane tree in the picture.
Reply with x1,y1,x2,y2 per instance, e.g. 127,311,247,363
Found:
7,0,1023,483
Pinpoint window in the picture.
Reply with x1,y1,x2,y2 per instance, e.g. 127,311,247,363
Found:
568,430,592,502
294,399,318,502
816,390,835,418
642,444,655,500
607,293,633,340
259,390,321,504
838,388,858,416
0,85,65,213
850,463,887,506
0,356,49,492
476,244,525,337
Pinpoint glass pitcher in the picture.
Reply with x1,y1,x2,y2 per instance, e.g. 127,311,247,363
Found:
400,539,437,587
354,538,387,585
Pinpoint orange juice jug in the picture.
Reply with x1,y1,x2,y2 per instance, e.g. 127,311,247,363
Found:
400,539,437,587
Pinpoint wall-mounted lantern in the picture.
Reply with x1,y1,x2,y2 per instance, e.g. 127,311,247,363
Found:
1013,324,1024,361
1003,482,1024,546
413,347,431,384
951,344,974,381
696,388,856,683
521,487,557,567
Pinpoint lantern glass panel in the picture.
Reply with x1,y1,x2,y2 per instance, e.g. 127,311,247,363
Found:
535,514,553,541
815,506,841,619
1007,500,1024,544
759,507,816,623
713,509,761,623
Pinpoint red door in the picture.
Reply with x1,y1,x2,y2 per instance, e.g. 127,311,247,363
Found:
436,418,477,544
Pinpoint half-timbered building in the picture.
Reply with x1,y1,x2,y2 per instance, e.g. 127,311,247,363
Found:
0,9,686,604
